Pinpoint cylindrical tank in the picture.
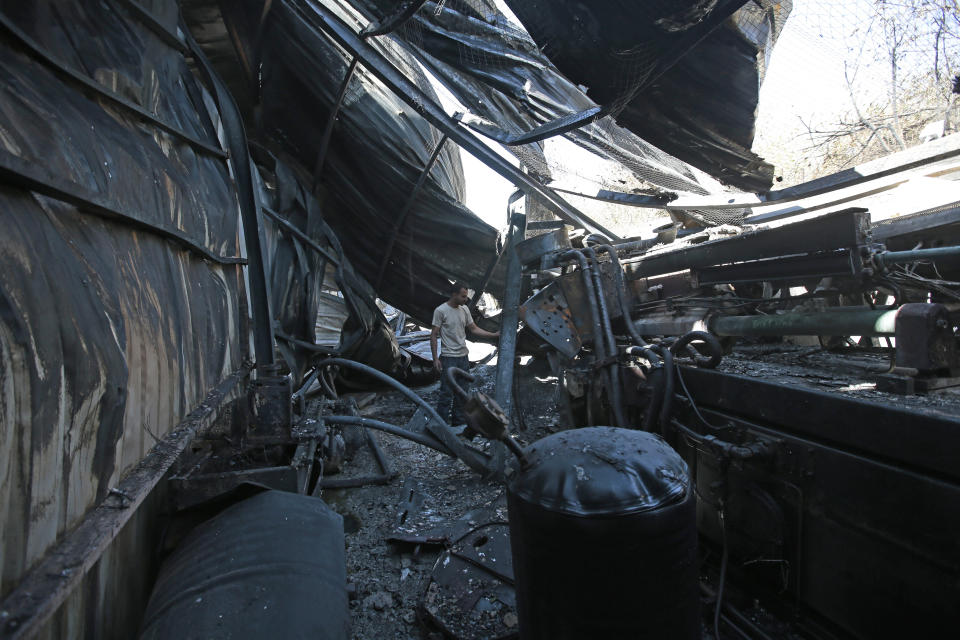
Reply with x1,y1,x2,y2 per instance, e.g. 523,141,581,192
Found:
139,490,348,640
507,427,698,639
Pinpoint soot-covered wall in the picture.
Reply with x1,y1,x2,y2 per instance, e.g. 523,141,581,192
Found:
0,1,245,632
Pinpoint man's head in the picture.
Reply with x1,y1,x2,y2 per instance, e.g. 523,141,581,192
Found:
448,281,469,306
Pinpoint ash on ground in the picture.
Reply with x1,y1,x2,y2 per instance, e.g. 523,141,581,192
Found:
312,361,561,640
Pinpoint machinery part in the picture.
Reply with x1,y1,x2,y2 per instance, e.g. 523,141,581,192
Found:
248,364,292,440
515,227,572,267
316,421,395,490
632,310,711,338
710,307,899,337
675,367,960,638
670,420,771,460
633,305,954,373
876,244,960,268
653,221,682,244
623,208,870,280
523,282,582,358
560,251,603,322
507,427,698,640
669,331,723,369
139,491,348,640
594,244,652,350
314,358,489,474
322,415,451,456
558,251,609,425
584,247,627,427
695,248,862,286
893,303,957,372
627,343,674,433
447,368,528,466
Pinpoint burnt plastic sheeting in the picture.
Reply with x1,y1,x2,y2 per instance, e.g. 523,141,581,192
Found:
500,0,787,191
357,0,714,196
184,0,507,325
139,491,348,640
0,3,238,257
0,0,244,597
507,427,699,639
254,151,400,381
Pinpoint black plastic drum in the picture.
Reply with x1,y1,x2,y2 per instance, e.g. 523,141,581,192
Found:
507,427,698,639
140,491,348,639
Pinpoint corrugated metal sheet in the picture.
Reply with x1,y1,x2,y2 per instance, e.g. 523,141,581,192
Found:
0,1,243,633
183,0,508,325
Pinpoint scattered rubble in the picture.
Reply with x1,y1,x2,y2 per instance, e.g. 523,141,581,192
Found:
314,363,558,639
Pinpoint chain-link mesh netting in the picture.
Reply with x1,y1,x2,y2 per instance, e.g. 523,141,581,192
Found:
364,0,959,231
382,0,735,199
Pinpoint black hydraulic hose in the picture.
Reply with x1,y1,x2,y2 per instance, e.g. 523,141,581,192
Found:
319,368,339,399
670,419,771,460
315,358,490,474
643,367,665,431
653,345,675,431
625,345,663,365
670,331,723,369
594,244,650,349
315,357,447,428
583,247,628,427
582,248,618,358
626,344,666,430
322,415,451,455
561,251,605,357
293,367,321,401
561,250,613,426
447,366,473,401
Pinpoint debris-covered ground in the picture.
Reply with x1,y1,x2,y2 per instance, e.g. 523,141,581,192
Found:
314,361,560,640
309,344,960,640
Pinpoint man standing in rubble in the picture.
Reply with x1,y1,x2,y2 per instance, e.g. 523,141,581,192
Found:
431,282,499,430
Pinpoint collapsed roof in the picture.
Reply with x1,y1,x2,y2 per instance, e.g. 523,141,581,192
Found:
183,0,788,324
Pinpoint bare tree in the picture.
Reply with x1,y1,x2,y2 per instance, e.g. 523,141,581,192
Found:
786,0,959,178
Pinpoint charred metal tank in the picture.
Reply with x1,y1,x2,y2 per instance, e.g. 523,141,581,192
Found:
506,427,698,639
139,491,348,639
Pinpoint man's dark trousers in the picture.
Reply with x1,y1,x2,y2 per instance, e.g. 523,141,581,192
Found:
436,354,469,426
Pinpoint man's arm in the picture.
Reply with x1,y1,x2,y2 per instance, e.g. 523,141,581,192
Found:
430,326,441,371
467,322,500,340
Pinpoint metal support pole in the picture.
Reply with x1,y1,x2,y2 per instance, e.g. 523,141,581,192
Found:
185,23,275,367
878,245,960,267
487,203,525,478
468,246,504,312
359,0,430,37
313,57,359,185
374,134,449,291
494,204,526,420
710,308,899,337
261,206,340,264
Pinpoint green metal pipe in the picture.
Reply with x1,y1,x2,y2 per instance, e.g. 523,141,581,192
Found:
878,245,960,266
710,308,899,337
